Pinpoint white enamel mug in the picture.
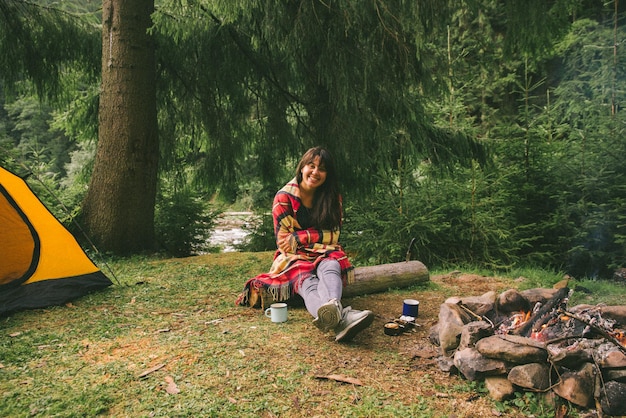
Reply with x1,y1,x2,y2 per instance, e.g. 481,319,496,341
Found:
264,302,288,323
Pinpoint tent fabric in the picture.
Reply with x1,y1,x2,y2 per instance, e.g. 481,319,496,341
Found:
0,166,112,316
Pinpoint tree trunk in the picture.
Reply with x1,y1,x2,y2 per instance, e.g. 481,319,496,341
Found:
342,260,429,298
82,0,158,254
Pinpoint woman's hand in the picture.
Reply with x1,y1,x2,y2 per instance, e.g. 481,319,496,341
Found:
278,235,296,254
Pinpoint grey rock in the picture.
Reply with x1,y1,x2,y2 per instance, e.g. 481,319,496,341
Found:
453,347,507,381
476,335,547,364
508,362,552,390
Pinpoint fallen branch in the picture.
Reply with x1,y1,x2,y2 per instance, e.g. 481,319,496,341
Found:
138,363,166,379
457,302,495,329
314,374,363,386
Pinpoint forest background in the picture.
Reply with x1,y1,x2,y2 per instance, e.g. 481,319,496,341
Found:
1,0,625,280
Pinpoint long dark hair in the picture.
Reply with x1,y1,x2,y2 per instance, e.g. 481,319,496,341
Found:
295,147,342,230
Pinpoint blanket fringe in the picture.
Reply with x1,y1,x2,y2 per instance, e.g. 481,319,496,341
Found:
346,268,355,285
237,266,355,308
267,282,292,303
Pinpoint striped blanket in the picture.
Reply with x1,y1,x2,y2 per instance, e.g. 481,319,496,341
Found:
236,178,354,306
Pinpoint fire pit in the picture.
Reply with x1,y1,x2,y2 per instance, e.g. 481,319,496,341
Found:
428,285,626,416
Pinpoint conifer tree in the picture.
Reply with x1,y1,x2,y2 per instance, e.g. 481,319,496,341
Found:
81,0,159,254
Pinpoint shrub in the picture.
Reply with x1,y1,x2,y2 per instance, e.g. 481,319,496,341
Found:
155,190,219,257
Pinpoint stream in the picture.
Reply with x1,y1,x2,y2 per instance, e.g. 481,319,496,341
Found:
208,211,254,252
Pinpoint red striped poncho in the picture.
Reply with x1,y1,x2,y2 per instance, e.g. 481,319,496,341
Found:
236,178,354,306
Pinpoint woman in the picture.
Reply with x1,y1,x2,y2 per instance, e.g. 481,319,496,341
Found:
237,147,374,342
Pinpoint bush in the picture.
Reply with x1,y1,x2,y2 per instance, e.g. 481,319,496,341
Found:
155,190,219,257
235,211,276,252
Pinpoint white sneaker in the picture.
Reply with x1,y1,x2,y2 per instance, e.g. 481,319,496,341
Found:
334,306,375,342
313,298,342,332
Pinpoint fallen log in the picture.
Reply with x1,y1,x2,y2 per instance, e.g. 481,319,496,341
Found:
246,260,429,309
342,260,430,298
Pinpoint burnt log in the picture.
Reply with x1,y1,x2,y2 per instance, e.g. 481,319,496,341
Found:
342,260,429,298
513,287,570,337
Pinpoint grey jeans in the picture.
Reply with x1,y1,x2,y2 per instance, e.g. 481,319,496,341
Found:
296,258,343,317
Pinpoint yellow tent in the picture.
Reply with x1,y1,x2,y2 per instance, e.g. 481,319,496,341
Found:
1,166,112,315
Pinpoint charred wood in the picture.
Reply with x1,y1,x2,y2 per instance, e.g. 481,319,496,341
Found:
513,287,570,337
560,309,626,355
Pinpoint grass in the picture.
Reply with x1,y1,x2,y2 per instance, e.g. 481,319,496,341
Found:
2,252,625,417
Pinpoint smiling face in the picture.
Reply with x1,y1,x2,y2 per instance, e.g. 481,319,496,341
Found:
293,147,341,228
299,156,327,194
294,147,337,204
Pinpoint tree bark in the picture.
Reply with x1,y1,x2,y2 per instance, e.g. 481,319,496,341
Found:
342,260,429,298
82,0,158,254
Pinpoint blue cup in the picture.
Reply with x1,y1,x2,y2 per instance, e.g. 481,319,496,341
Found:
402,299,419,318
